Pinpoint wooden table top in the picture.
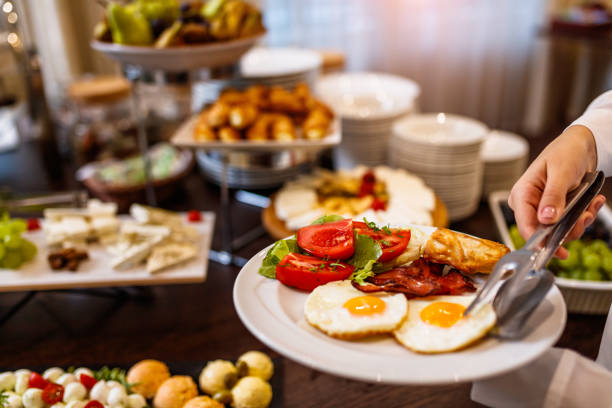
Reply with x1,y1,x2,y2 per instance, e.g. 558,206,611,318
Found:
0,137,608,407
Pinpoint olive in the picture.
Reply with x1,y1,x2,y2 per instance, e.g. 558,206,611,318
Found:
212,390,233,405
236,360,249,378
223,371,238,389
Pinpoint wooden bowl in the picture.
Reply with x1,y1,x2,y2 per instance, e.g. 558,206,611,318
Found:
262,195,449,240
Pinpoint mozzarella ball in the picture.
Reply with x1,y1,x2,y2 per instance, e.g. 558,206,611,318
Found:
63,382,87,403
183,396,223,408
126,360,170,399
230,377,272,408
56,374,77,387
107,386,127,408
198,360,237,396
64,401,85,408
22,389,44,408
90,381,110,405
105,381,122,390
153,376,197,408
43,368,64,382
0,372,16,391
126,394,146,408
14,372,30,395
236,352,274,381
50,403,65,408
5,391,23,408
72,369,93,380
13,370,30,377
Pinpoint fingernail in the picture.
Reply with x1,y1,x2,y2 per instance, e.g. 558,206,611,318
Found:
540,206,557,221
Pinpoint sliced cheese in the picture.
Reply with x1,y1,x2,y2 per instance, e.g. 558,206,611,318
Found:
146,243,197,274
275,188,318,221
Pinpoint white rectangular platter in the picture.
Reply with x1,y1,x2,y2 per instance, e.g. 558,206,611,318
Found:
0,212,215,292
171,115,341,152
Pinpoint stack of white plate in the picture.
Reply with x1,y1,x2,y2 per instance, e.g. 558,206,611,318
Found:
390,113,488,221
192,47,322,110
481,130,530,197
315,72,420,169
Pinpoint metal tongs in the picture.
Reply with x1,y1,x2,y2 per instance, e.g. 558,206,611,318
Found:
464,171,605,339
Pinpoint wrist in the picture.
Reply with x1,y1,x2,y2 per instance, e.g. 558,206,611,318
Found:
564,125,597,172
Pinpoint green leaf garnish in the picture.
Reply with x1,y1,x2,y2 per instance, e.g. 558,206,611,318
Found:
348,234,382,270
349,259,378,286
362,218,380,231
381,226,392,235
258,237,299,279
94,366,135,394
311,214,345,225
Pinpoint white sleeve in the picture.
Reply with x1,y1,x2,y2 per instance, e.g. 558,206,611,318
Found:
570,90,612,176
471,303,612,408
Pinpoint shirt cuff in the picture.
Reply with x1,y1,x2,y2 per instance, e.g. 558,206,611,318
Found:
571,108,612,176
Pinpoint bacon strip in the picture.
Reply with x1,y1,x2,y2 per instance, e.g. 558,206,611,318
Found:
353,259,476,299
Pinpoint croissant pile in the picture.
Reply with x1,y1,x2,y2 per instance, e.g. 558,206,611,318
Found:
193,84,334,143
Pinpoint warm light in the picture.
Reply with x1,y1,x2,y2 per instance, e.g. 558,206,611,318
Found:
420,301,465,328
343,296,386,316
7,11,17,23
436,112,446,124
2,2,13,13
7,32,19,46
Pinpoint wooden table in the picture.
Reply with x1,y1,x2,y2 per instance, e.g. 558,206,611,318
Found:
0,138,608,407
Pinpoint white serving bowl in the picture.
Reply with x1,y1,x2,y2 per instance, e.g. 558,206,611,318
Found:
240,47,322,77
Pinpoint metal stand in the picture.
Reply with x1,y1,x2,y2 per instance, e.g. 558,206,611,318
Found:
124,65,156,206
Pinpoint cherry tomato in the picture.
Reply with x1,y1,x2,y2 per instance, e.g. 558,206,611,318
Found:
297,219,355,260
358,170,376,197
353,222,411,262
42,383,64,404
28,372,48,389
26,218,41,231
85,401,104,408
187,210,202,222
276,253,354,292
79,373,97,389
371,198,387,211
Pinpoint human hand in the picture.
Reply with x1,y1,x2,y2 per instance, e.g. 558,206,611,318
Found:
508,125,606,258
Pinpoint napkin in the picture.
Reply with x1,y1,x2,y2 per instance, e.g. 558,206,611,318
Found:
471,305,612,408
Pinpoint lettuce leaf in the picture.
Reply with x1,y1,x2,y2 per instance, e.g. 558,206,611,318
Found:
347,234,382,285
310,214,345,225
258,237,299,279
349,259,377,286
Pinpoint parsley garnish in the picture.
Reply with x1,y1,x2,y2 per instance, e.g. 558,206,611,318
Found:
381,226,392,235
329,262,346,268
94,367,135,394
380,239,392,247
0,391,8,408
362,218,380,231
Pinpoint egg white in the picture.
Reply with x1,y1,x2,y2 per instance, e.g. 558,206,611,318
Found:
393,295,496,354
304,280,408,340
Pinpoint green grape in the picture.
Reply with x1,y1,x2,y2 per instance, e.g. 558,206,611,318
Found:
509,225,526,249
4,234,21,250
585,269,604,281
569,268,584,280
20,239,37,262
557,270,571,279
602,255,612,275
582,252,602,270
567,240,585,252
589,240,609,255
8,219,26,234
559,249,580,270
2,250,22,269
0,243,6,261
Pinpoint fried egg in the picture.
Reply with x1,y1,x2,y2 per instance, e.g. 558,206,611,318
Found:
304,280,408,340
393,295,496,353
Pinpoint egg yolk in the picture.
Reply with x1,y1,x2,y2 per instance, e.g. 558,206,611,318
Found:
420,301,466,328
343,296,387,316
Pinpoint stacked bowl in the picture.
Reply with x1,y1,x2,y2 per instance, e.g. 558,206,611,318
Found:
390,113,488,221
315,72,420,169
481,130,530,197
192,47,322,108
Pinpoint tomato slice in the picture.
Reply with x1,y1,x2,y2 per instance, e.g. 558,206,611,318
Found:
85,401,104,408
79,373,97,389
28,372,49,389
42,383,64,404
276,253,354,291
353,222,411,262
297,219,355,260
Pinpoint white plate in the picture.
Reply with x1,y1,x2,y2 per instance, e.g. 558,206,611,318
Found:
234,226,567,385
91,34,263,72
240,47,322,77
316,72,420,120
172,115,341,153
482,130,529,162
393,114,488,146
0,212,215,292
